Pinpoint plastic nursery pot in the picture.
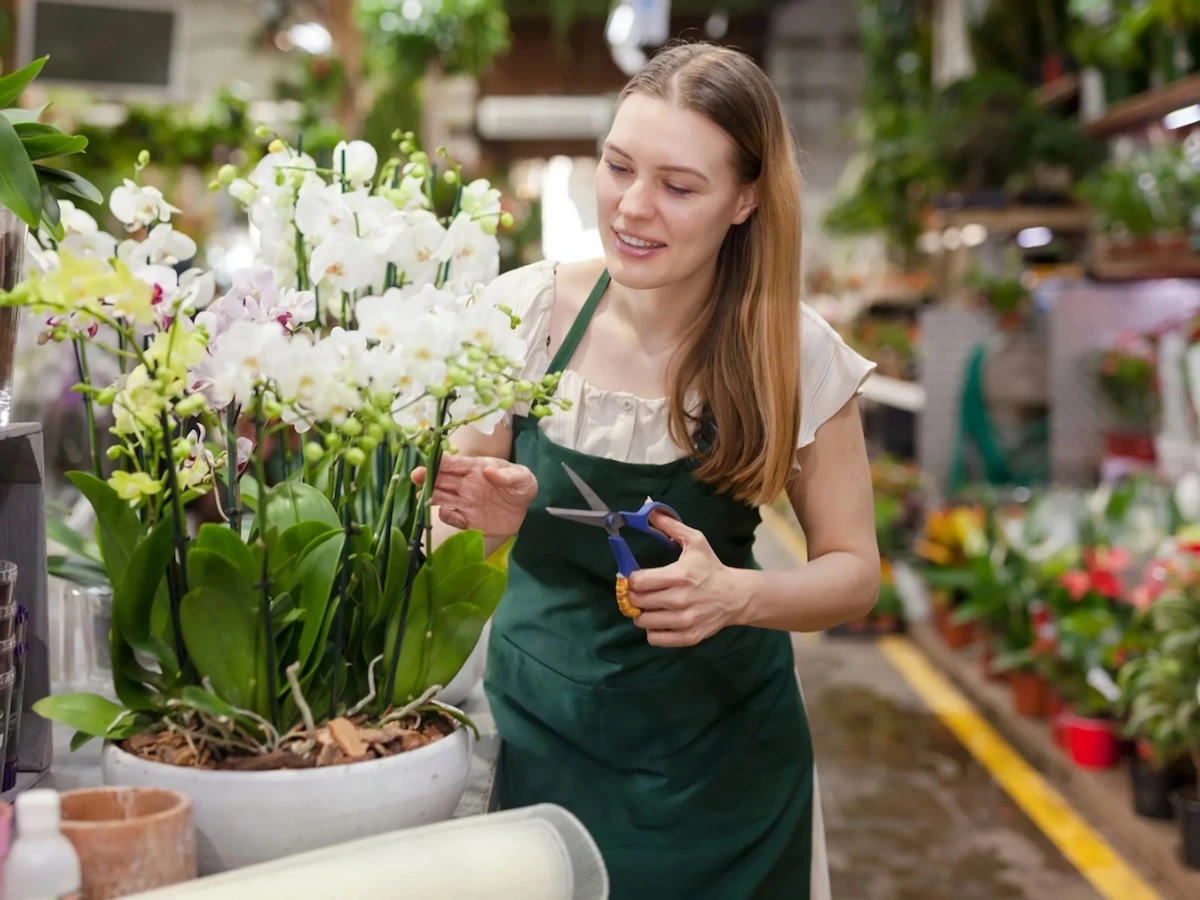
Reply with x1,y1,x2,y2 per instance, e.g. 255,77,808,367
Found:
1129,756,1185,820
59,786,196,898
1009,671,1047,718
1064,715,1120,770
1171,786,1200,870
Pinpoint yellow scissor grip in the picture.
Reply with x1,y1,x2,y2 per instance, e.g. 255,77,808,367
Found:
615,575,641,618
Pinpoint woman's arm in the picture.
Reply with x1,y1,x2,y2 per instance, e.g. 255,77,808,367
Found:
626,395,880,646
734,395,881,631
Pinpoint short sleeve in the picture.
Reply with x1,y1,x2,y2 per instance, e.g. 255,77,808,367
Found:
480,260,557,426
797,304,876,449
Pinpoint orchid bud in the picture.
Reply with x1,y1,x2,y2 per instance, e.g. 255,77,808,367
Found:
360,435,379,453
217,164,238,186
94,387,117,405
345,448,366,467
342,418,363,437
175,393,207,417
137,150,150,167
500,212,515,229
304,442,325,464
268,139,285,154
106,445,123,460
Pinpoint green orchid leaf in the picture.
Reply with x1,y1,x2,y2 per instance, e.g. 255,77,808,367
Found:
256,482,340,550
0,57,47,108
46,515,104,564
34,165,102,204
2,103,48,125
112,517,180,678
195,523,259,587
0,114,42,228
179,558,268,716
66,472,148,587
31,692,135,742
16,123,88,161
292,530,346,676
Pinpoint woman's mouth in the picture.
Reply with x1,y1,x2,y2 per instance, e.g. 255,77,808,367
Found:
614,230,666,258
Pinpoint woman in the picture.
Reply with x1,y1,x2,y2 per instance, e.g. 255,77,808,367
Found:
419,42,879,898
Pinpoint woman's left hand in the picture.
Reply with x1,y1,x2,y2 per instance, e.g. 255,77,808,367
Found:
626,510,746,647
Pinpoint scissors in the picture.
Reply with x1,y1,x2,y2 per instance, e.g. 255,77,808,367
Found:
546,462,682,618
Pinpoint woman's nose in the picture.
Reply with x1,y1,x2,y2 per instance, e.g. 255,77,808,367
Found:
617,180,654,219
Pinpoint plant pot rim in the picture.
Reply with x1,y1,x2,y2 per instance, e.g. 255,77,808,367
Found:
1061,712,1114,727
1170,785,1200,809
59,785,191,831
102,716,471,781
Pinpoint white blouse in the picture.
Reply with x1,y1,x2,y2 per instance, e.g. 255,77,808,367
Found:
487,259,876,467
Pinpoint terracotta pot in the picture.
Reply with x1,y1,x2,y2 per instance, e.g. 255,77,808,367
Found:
60,786,196,898
1010,671,1047,718
940,616,976,650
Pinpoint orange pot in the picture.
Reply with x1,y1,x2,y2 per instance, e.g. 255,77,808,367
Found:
60,786,196,898
1010,671,1048,718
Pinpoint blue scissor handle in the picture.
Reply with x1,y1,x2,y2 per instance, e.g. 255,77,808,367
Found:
609,536,641,578
620,499,681,545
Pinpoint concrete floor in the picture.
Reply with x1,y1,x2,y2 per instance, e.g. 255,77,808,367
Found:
754,519,1102,900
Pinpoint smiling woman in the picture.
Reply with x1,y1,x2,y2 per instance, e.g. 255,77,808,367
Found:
422,40,879,900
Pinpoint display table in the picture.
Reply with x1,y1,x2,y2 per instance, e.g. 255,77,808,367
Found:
35,679,500,817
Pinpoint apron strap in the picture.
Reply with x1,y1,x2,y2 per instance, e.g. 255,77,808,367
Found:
547,269,610,374
540,268,715,458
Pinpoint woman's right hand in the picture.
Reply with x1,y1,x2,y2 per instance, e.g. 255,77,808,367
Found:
412,454,538,537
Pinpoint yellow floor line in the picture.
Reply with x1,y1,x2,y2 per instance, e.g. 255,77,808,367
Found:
878,636,1162,900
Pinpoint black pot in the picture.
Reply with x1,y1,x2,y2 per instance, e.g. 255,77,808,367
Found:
1130,757,1181,820
1171,786,1200,870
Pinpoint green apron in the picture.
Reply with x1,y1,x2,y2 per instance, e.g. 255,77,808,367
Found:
484,270,815,899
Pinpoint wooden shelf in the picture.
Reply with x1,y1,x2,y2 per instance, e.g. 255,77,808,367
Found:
1085,73,1200,138
926,205,1091,234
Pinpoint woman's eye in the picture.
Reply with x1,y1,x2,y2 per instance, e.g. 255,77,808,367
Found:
665,183,692,197
605,161,630,175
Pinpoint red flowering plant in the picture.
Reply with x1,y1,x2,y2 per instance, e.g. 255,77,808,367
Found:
1031,545,1142,719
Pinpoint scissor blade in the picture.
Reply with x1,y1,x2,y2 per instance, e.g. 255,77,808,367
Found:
544,507,613,528
561,462,609,513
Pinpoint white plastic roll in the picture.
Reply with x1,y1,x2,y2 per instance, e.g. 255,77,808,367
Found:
128,804,608,899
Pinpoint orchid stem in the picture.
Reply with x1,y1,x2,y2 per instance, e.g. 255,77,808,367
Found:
72,339,103,480
157,406,189,675
254,389,280,729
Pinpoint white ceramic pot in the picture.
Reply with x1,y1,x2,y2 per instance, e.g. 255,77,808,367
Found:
439,619,491,707
102,722,473,874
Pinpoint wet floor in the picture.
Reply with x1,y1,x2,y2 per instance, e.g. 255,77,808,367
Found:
754,518,1101,900
795,639,1100,900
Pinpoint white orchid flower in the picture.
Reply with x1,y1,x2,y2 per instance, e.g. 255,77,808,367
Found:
308,234,382,295
333,140,378,187
436,212,499,287
295,181,358,238
110,179,181,231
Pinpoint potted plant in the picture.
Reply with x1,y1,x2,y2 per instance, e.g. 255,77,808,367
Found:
6,129,559,874
916,503,988,647
1093,334,1160,461
1119,553,1200,857
1,56,101,426
1044,548,1138,769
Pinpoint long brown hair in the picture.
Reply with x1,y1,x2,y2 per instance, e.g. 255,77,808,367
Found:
618,42,803,506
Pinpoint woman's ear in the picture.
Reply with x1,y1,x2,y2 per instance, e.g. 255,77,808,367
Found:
732,183,758,225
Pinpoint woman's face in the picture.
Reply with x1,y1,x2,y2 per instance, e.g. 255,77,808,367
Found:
595,94,757,291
